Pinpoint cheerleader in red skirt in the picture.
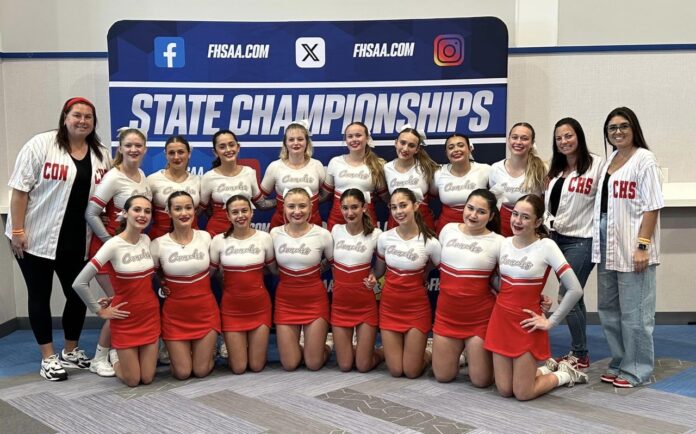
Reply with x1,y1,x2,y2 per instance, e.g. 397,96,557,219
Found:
271,187,334,371
210,194,276,374
331,189,384,372
73,195,159,387
433,189,502,386
374,188,441,378
484,195,588,400
150,191,220,380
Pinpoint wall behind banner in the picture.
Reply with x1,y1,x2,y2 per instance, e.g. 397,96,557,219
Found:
2,0,696,328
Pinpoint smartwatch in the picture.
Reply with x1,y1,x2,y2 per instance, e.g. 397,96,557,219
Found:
637,243,649,251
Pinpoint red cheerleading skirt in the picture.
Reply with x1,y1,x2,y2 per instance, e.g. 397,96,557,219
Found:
221,267,272,332
110,270,160,349
161,271,220,341
205,201,231,237
499,204,514,237
331,264,378,328
274,268,329,325
327,193,378,232
435,204,464,235
433,267,495,340
379,267,431,334
270,196,322,229
149,206,199,240
387,202,435,231
484,274,550,361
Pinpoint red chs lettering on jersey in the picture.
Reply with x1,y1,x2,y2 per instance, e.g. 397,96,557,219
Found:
43,162,68,181
568,176,592,195
94,168,108,184
612,180,636,199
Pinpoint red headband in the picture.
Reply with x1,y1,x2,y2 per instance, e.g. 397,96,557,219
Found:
64,97,94,112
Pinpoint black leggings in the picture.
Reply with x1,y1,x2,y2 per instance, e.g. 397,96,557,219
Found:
16,251,88,345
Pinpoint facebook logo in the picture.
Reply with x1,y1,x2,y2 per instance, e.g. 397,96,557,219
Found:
154,37,185,68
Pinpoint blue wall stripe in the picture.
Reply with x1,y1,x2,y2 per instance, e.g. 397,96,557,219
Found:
2,43,696,59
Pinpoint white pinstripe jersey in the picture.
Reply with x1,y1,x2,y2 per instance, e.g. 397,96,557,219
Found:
5,131,111,259
377,228,441,273
430,163,491,207
200,166,260,207
271,225,333,273
260,159,325,198
150,230,211,282
544,154,604,238
324,155,377,195
331,224,381,270
209,230,274,270
488,160,542,208
147,170,201,209
439,224,502,273
90,167,152,211
591,148,663,271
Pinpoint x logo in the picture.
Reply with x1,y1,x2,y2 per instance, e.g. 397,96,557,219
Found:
301,43,320,62
295,37,325,68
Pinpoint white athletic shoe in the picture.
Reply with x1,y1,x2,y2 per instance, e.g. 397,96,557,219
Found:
558,360,589,387
459,350,467,367
545,357,560,372
158,339,170,365
299,329,305,348
325,332,334,351
218,341,228,359
40,354,68,381
425,337,434,356
89,358,116,377
59,347,91,369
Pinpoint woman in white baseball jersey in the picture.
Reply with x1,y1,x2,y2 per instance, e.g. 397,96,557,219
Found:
383,126,439,230
592,107,663,388
489,123,546,237
374,187,441,378
485,195,587,400
73,195,160,387
331,189,384,372
433,189,502,386
201,130,274,237
260,121,328,229
147,135,201,239
430,133,491,234
7,97,111,381
271,187,334,371
210,194,276,374
544,118,604,370
84,127,152,377
151,191,220,380
322,122,387,231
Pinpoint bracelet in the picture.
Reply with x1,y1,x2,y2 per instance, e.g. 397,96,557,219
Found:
637,237,651,245
12,228,25,235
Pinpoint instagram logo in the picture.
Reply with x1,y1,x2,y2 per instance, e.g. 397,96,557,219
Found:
434,34,464,66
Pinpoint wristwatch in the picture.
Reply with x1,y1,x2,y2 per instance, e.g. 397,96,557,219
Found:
637,243,649,251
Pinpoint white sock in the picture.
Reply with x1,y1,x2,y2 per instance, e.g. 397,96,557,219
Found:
94,344,109,362
537,366,553,376
553,370,571,386
109,349,119,365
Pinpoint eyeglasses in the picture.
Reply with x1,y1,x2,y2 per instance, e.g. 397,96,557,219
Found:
607,123,631,133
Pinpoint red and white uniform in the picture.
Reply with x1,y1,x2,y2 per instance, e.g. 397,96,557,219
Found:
591,148,663,271
88,168,152,273
210,230,275,332
484,237,571,360
435,225,502,340
430,163,491,234
147,170,201,239
6,131,111,259
150,230,220,340
323,155,385,230
377,229,441,334
544,154,603,237
488,160,542,237
383,160,435,230
90,235,159,349
331,225,381,327
271,225,333,324
260,159,326,229
200,166,262,236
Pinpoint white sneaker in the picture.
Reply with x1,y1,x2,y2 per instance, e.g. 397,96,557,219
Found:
40,354,68,381
425,337,434,356
558,360,589,387
299,329,305,348
158,339,170,365
325,332,334,351
60,347,91,369
459,350,467,367
352,328,358,347
89,358,116,377
218,341,228,359
545,357,560,372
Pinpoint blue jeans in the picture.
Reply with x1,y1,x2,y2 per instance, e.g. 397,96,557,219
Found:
551,233,594,357
597,214,656,385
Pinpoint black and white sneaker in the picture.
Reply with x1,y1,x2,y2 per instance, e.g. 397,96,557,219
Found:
60,347,91,369
40,354,68,381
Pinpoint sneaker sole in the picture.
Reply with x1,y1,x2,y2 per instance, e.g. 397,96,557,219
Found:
613,381,635,388
40,369,67,381
600,375,617,383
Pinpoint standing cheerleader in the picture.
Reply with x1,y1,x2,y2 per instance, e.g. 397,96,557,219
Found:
431,133,491,234
322,122,387,231
484,195,587,401
210,194,276,374
488,123,546,237
84,128,152,377
271,187,334,371
331,189,384,372
73,195,160,387
150,191,220,380
260,121,327,229
375,188,441,378
147,135,201,239
383,125,439,230
200,130,273,237
433,189,502,386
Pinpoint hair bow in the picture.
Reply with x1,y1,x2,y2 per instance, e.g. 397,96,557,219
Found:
286,119,312,136
282,186,313,199
399,123,427,146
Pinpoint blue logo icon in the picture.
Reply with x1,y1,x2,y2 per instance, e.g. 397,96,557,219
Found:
154,37,185,68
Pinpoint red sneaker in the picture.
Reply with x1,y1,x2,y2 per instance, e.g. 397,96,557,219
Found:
612,377,635,388
600,373,618,383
